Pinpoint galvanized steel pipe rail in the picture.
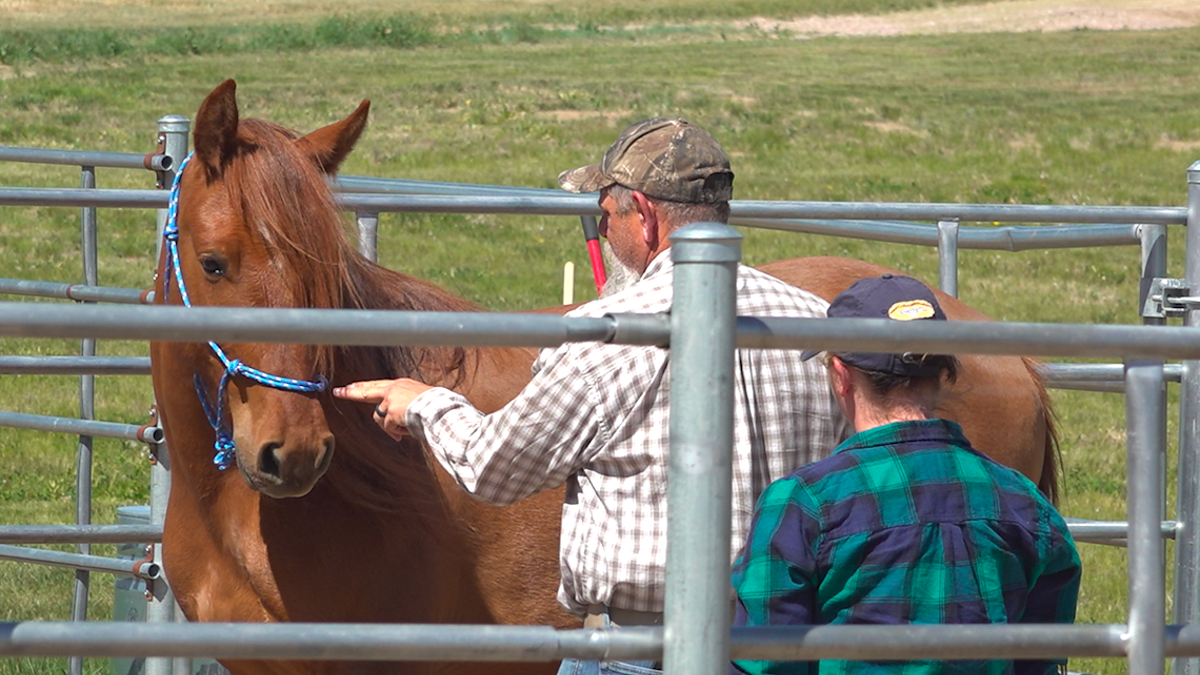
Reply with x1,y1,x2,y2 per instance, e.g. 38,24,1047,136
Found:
0,356,151,376
0,622,659,662
0,277,153,304
0,518,1145,547
0,184,1184,229
0,146,169,172
6,300,1200,360
0,302,636,349
335,175,564,197
735,217,1146,250
1043,363,1183,393
1066,519,1177,546
0,187,166,209
332,172,1188,225
0,525,161,545
333,193,1189,229
0,545,160,581
732,316,1200,361
7,621,1200,662
0,411,162,444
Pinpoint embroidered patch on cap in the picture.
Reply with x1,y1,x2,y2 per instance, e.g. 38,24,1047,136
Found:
887,299,936,321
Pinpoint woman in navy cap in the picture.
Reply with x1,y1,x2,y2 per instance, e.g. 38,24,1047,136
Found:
731,274,1081,675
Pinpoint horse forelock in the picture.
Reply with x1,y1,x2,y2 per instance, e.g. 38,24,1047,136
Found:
225,118,474,380
222,118,356,374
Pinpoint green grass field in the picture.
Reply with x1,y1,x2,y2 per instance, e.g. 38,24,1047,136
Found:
2,1,1198,673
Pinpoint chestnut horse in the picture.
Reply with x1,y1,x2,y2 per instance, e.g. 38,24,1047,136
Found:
758,257,1059,502
151,80,568,675
149,80,1058,675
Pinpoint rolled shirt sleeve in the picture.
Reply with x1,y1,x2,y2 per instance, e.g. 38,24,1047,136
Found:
405,343,606,506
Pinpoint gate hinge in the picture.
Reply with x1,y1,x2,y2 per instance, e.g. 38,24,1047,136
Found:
143,404,161,464
147,132,170,190
1143,278,1194,319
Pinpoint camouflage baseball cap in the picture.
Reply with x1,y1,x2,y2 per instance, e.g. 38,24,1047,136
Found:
557,118,734,203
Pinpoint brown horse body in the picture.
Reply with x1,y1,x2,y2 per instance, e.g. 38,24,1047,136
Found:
150,81,567,675
149,81,1058,675
758,257,1058,502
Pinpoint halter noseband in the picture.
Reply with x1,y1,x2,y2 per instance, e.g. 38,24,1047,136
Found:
162,153,328,471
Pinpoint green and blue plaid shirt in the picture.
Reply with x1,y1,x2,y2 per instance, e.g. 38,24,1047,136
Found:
731,419,1080,675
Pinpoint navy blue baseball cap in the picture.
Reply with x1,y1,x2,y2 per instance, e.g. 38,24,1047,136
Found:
802,274,948,377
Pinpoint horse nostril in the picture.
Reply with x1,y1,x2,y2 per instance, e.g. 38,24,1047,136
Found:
258,442,282,478
316,436,335,472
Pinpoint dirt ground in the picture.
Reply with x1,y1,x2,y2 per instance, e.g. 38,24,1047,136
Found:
4,0,1200,34
740,0,1200,36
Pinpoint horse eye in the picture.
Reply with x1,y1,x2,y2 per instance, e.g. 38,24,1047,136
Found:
200,256,226,278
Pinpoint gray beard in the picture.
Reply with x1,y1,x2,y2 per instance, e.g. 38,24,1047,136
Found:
599,240,642,298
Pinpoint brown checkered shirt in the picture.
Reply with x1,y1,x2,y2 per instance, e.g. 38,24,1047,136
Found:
406,252,850,616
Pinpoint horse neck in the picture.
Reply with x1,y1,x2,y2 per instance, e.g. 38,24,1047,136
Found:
326,258,539,515
336,256,469,373
315,260,479,509
340,257,542,408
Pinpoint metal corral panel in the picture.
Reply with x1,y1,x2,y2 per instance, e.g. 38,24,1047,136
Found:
111,506,228,675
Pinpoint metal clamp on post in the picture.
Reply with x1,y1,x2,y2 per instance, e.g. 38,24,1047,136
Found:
606,312,671,348
1142,278,1192,319
143,405,161,465
146,132,172,189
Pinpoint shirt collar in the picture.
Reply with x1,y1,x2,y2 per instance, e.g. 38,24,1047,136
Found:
639,249,674,282
833,418,969,455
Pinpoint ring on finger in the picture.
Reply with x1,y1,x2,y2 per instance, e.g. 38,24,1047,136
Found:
374,404,387,418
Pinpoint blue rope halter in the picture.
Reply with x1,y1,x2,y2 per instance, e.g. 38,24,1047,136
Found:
162,153,328,471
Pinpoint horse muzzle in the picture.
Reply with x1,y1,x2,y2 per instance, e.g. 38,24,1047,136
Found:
237,433,335,498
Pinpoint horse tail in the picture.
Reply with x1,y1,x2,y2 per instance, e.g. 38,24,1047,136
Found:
1024,356,1062,506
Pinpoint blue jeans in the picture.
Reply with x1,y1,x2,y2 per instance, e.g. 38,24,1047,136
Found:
561,608,662,675
556,659,661,675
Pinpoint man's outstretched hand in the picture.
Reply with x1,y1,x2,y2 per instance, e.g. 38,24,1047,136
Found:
333,378,434,441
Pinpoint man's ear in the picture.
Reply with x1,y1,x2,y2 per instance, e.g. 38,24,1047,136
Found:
631,190,659,248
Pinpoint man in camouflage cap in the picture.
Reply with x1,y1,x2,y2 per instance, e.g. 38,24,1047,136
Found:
336,118,847,675
558,118,736,295
558,117,734,204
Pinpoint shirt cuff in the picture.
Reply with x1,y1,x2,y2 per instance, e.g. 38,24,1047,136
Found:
404,386,472,444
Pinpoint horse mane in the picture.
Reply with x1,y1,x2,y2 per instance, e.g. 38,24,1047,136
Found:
226,117,480,518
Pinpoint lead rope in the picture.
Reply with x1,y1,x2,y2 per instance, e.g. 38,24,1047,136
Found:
162,153,328,471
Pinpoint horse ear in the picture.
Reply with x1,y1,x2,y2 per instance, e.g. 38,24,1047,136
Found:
296,100,370,175
193,79,240,178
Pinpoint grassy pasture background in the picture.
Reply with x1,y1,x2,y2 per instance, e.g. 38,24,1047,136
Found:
2,1,1199,673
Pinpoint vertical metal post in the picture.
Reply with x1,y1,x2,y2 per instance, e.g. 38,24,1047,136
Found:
937,219,959,297
155,116,190,256
1127,359,1166,675
152,114,189,675
145,446,176,675
357,212,379,262
1139,223,1171,617
664,222,740,675
1174,162,1200,675
68,165,98,675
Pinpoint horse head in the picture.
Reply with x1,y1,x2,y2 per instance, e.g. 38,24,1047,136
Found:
155,79,370,498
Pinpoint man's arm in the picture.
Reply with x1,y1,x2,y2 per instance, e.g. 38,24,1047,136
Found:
335,345,606,506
